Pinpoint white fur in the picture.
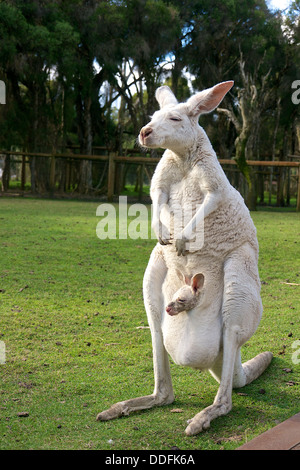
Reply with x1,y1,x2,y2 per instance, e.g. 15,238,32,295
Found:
97,82,273,435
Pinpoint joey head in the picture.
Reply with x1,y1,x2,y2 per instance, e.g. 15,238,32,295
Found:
166,273,204,316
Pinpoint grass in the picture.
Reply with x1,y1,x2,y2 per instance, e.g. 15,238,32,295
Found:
0,197,299,450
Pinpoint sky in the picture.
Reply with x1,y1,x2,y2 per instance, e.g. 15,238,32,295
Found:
267,0,292,11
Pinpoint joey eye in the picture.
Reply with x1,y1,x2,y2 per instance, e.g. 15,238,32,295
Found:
177,298,185,303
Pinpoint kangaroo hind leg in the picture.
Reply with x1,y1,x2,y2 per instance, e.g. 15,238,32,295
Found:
97,245,174,422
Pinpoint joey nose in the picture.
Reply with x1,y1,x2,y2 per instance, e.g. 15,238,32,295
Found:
166,303,174,314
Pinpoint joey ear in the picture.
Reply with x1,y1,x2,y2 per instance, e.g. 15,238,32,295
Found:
187,81,234,117
176,270,191,286
155,86,178,109
176,269,189,285
191,273,205,294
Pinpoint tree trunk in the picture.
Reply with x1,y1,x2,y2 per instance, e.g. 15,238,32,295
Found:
246,170,257,211
277,128,288,206
218,56,272,210
78,96,93,194
28,83,50,194
269,97,281,205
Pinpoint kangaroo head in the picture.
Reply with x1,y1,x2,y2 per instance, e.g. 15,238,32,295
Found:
139,81,233,155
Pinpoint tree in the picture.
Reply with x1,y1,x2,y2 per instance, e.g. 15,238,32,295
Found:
0,0,80,193
217,54,273,209
60,0,129,193
111,0,180,146
181,0,286,208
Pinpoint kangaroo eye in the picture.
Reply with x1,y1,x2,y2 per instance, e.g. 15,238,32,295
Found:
178,298,185,303
170,117,182,122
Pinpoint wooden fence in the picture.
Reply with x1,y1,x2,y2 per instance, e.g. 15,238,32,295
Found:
1,148,300,211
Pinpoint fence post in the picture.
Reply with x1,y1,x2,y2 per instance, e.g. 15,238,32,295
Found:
49,155,56,195
66,159,70,191
107,153,115,202
21,155,26,191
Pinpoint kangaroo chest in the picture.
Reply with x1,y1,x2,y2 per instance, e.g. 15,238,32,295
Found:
168,166,205,208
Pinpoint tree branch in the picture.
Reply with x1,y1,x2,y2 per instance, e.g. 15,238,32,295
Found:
217,107,241,133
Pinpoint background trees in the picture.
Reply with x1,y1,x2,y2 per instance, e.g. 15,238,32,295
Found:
0,0,299,206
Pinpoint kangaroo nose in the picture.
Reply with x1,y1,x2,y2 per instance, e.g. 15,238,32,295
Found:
140,126,152,140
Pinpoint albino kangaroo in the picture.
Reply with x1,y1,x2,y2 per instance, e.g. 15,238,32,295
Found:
166,273,204,316
97,81,273,435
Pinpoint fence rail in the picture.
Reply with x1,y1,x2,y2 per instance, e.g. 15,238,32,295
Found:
1,149,300,210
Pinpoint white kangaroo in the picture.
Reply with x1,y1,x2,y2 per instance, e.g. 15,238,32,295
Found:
97,81,273,435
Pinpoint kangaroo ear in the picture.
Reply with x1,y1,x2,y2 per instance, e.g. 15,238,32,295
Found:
191,273,205,294
187,81,234,117
155,86,178,109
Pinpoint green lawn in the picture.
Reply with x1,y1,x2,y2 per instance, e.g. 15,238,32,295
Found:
0,197,299,450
